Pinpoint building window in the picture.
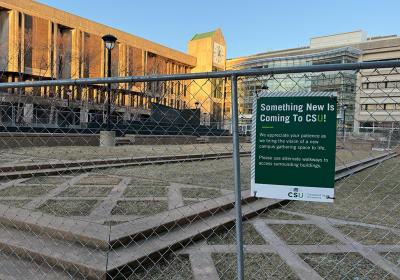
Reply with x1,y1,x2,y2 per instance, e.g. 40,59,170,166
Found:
377,82,386,89
386,104,395,110
387,81,400,88
362,83,369,89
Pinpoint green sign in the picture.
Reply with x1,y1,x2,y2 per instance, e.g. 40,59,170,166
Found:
251,92,337,202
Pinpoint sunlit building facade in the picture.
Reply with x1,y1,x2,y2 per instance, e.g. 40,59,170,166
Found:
228,30,400,134
0,0,226,129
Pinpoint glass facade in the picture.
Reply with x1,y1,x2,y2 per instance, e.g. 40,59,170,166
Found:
233,47,361,132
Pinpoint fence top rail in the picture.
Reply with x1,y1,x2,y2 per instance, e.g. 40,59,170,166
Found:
0,60,399,89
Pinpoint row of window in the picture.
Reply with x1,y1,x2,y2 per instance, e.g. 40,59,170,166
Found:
361,81,400,90
7,11,191,80
361,103,400,111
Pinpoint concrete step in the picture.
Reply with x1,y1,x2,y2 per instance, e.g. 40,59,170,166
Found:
107,198,280,276
0,197,278,280
0,225,107,279
0,251,78,280
109,190,255,248
0,204,109,249
0,152,395,278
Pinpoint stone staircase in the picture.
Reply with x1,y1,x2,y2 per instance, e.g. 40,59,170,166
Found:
0,191,281,279
0,152,396,279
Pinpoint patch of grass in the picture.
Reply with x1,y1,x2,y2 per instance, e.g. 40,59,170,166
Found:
128,255,193,280
129,178,167,187
108,158,252,191
0,185,55,197
22,176,69,185
213,253,298,280
257,210,305,220
207,223,266,245
283,157,400,227
57,186,113,197
38,200,99,216
336,225,400,245
0,200,30,208
181,187,221,199
123,186,167,197
381,252,400,266
269,224,339,245
301,253,397,280
111,200,168,216
14,143,248,161
335,150,383,166
77,176,121,185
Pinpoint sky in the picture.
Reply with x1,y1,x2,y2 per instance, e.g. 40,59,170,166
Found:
37,0,400,59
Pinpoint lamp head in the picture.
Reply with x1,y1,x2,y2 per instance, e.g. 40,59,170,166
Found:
102,34,117,50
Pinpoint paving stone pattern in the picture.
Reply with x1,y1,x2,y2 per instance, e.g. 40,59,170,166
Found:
179,210,400,280
0,173,232,224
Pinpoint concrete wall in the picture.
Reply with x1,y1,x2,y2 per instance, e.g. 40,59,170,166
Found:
0,133,99,148
122,135,198,145
310,30,367,49
198,136,250,144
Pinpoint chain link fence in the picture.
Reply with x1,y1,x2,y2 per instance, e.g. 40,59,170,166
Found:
0,61,399,279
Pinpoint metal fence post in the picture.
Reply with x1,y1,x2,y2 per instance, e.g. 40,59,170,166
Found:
231,74,245,280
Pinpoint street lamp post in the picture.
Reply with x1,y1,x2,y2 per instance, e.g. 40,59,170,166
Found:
102,34,117,131
66,89,72,107
66,89,72,125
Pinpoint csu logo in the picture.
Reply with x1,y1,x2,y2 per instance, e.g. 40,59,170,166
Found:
288,188,304,198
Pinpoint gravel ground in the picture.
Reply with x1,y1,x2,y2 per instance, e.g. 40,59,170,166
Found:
128,255,193,280
335,150,382,166
57,186,113,197
0,200,30,207
213,253,299,280
300,253,397,280
128,178,168,187
268,224,340,245
1,144,379,167
22,176,69,185
0,185,55,197
336,225,400,245
123,186,168,197
4,143,250,162
76,176,122,185
381,252,400,266
181,187,222,199
38,199,99,216
207,223,266,245
101,149,383,194
105,158,251,191
111,200,168,216
282,157,400,227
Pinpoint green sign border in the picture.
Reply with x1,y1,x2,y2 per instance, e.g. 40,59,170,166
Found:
251,91,337,202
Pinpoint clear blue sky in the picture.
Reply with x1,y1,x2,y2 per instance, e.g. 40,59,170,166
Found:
37,0,400,58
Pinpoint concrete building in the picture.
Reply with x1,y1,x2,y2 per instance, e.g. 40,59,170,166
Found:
188,29,227,127
227,30,400,134
0,0,226,130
